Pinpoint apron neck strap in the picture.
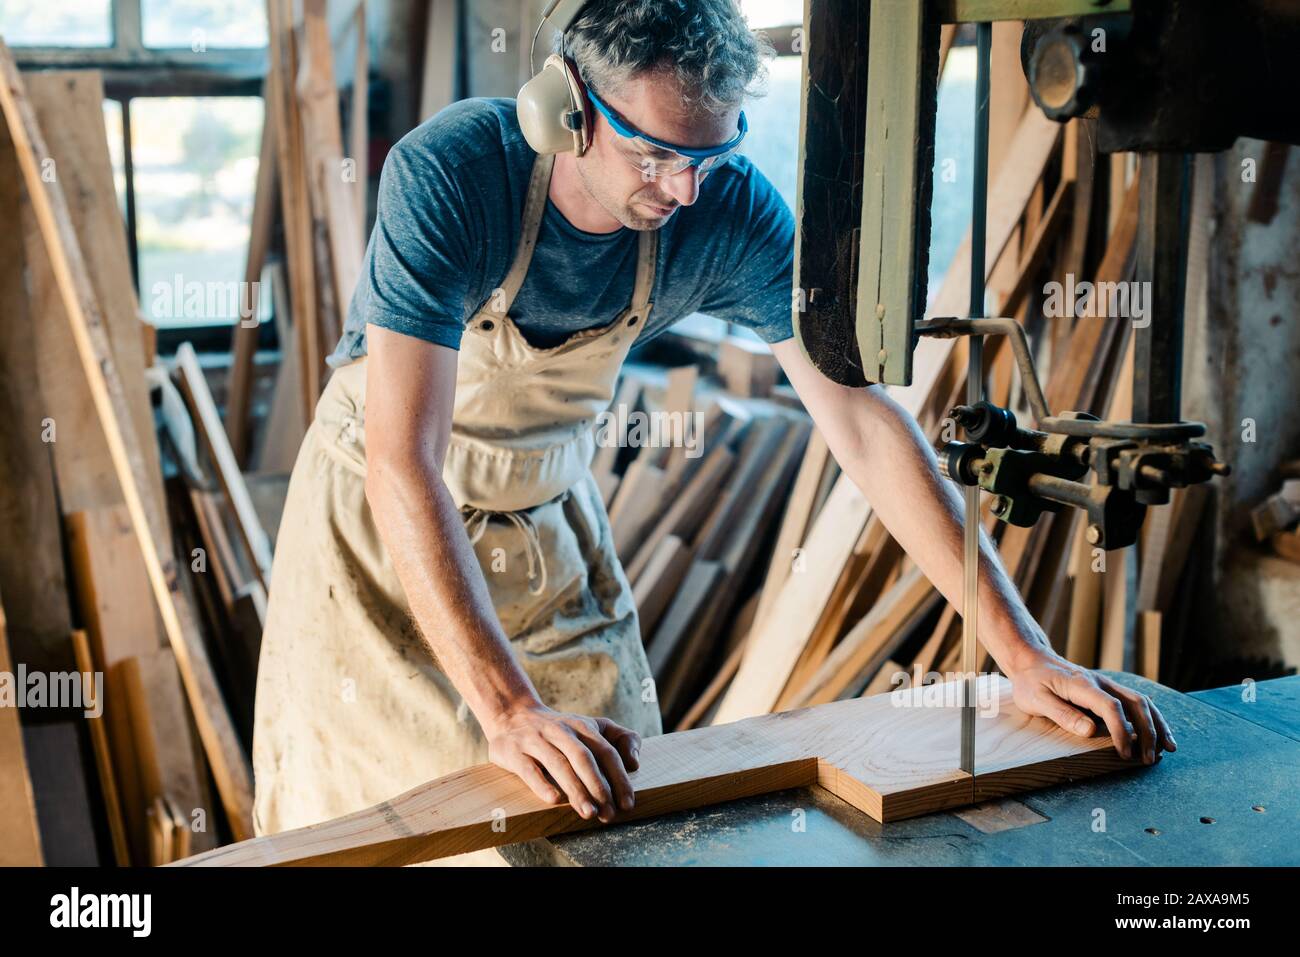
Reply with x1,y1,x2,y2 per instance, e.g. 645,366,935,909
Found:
489,153,659,324
490,152,556,317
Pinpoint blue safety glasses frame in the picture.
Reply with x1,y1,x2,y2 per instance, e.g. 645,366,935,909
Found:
585,85,749,177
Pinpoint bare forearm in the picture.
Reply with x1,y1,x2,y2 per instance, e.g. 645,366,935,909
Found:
366,458,540,731
845,390,1051,673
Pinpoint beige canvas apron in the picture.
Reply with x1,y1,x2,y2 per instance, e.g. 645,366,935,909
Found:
251,152,664,850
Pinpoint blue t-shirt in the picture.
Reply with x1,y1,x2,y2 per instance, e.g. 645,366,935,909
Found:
328,97,794,365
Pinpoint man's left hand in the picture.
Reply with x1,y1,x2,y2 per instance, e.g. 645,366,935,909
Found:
1006,648,1177,764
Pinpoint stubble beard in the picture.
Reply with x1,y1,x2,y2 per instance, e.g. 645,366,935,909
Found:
576,159,667,232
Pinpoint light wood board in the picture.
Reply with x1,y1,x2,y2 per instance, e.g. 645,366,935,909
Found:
177,675,1136,866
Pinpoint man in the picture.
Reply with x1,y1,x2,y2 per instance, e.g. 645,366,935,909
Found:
252,0,1174,846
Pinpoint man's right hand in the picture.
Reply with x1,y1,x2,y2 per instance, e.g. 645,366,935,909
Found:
485,704,641,824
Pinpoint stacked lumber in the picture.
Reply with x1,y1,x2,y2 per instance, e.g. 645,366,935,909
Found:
595,364,812,727
1251,469,1300,563
226,0,370,470
0,50,277,864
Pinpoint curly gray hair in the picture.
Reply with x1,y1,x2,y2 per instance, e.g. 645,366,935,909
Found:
559,0,776,115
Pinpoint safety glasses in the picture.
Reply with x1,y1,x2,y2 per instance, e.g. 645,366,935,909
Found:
586,86,748,178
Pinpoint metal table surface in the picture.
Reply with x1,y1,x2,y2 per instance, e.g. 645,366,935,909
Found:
498,673,1300,866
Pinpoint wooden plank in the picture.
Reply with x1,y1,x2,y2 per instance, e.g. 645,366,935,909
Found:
121,650,218,855
255,264,308,472
753,429,832,625
646,560,724,691
793,565,941,707
0,596,43,866
713,474,873,724
267,0,321,419
65,506,164,863
632,535,689,640
1136,611,1162,682
70,628,130,866
175,343,275,589
667,423,810,722
24,72,169,545
625,444,736,584
420,0,460,122
693,417,789,558
351,0,369,230
1098,545,1129,672
0,118,73,669
609,460,666,563
717,337,778,397
178,674,1137,866
226,85,278,466
0,41,255,840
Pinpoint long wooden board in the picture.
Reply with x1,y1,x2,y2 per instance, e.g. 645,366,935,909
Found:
0,596,43,866
177,674,1136,866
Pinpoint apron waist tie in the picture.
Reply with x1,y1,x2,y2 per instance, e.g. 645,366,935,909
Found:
462,507,549,597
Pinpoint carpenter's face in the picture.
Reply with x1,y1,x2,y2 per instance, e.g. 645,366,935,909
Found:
575,68,741,231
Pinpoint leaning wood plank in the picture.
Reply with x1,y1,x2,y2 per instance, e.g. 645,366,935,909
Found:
713,475,873,724
754,429,832,625
177,674,1135,866
625,443,736,584
299,0,365,326
420,0,460,122
121,650,218,855
175,343,275,588
267,0,320,418
632,534,689,640
24,72,169,545
792,564,939,707
0,596,43,866
256,264,308,472
350,0,369,231
66,506,165,863
0,121,73,667
0,42,254,840
226,86,278,466
70,628,130,866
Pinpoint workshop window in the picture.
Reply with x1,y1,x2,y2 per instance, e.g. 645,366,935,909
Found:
6,0,269,353
0,0,113,47
141,0,268,50
130,96,266,329
741,0,805,31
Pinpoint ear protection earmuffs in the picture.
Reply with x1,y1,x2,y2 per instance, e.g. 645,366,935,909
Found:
517,0,595,156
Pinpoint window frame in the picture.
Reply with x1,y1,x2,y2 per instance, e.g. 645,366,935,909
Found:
13,0,270,354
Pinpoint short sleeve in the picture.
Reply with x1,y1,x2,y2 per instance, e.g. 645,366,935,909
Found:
697,163,796,345
363,135,477,351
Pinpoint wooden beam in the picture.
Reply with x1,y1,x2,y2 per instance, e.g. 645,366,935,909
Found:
24,72,169,542
226,85,278,466
0,118,73,670
267,0,321,419
421,0,460,122
174,344,275,588
713,474,873,724
753,429,832,625
121,650,218,856
70,628,131,866
177,674,1137,866
0,42,255,840
0,595,43,866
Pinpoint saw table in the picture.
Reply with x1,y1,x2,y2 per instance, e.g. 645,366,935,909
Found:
498,673,1300,866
